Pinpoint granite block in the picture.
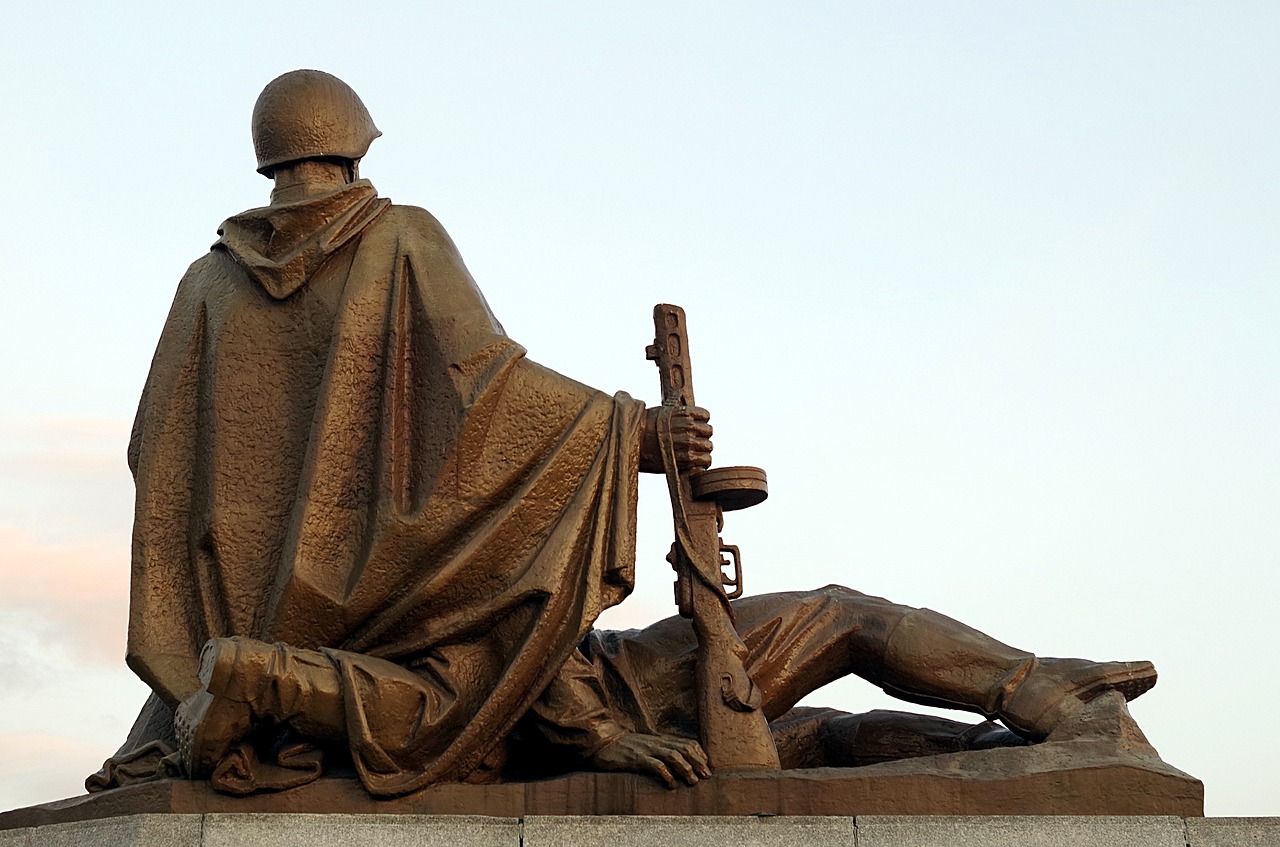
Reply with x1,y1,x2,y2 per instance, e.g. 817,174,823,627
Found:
523,815,855,847
1187,818,1280,847
200,813,520,847
855,815,1187,847
27,814,200,847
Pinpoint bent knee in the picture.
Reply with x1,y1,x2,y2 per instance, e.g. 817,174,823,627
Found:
814,584,918,615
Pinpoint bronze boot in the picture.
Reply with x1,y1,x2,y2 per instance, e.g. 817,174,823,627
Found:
998,656,1157,739
877,609,1156,741
174,637,346,778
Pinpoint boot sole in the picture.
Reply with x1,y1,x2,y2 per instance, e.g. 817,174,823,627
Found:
1003,660,1157,740
1073,662,1157,705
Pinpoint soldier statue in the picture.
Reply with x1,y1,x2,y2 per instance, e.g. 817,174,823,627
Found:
91,70,1156,797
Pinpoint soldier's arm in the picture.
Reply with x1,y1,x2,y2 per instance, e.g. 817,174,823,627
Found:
638,405,713,474
530,650,710,787
528,648,629,757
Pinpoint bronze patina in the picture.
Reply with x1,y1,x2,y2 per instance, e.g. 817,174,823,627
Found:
42,70,1195,815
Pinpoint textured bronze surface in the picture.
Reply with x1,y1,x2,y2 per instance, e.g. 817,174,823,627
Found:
66,69,1193,813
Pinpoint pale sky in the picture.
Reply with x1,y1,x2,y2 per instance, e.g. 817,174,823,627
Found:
1,1,1277,816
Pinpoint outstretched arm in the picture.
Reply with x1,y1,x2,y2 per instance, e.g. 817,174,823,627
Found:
531,649,710,787
590,731,711,789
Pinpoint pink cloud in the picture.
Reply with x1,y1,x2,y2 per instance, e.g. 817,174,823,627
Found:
0,415,133,670
0,415,132,444
0,415,135,546
0,526,128,666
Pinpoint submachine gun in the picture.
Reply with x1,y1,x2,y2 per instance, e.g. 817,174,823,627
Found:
646,303,781,772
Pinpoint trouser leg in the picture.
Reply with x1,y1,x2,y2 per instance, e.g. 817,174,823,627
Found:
769,706,1025,768
595,584,1156,745
878,608,1034,719
733,585,915,719
175,637,349,779
720,587,1047,728
878,608,1158,739
729,589,1155,741
176,635,504,788
701,589,1038,723
588,585,916,730
590,586,1027,764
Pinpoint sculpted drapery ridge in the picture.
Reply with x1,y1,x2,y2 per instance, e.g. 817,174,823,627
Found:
118,179,644,793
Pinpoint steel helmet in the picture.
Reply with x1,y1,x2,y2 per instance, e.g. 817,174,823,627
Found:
251,70,381,176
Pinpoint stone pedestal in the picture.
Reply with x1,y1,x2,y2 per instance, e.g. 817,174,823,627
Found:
2,815,1279,847
0,695,1213,841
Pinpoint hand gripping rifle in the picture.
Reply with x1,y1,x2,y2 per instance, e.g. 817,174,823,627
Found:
646,304,780,772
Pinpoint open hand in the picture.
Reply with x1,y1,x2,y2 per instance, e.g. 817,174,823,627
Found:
590,732,711,788
640,406,713,474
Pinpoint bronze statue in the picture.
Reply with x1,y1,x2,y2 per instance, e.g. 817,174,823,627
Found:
90,70,1159,799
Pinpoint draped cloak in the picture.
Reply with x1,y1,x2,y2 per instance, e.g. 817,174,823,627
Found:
106,181,645,795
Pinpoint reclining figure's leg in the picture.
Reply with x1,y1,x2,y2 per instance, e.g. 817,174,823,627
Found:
875,604,1155,739
769,706,1025,769
592,585,1155,749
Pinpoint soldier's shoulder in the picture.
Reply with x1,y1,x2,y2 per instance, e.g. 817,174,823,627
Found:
181,249,236,284
169,247,245,306
380,203,453,239
373,203,460,252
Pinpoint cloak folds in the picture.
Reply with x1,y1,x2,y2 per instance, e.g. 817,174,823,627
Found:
102,181,645,795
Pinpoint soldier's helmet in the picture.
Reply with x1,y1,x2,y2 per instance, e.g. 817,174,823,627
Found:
251,70,381,176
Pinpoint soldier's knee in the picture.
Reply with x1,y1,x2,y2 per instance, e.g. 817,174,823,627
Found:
815,584,917,616
817,583,865,599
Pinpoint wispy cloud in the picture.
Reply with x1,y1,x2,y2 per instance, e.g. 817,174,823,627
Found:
0,414,132,670
0,527,128,666
0,415,134,544
0,415,141,808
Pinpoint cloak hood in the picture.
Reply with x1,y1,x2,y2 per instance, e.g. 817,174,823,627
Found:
217,179,391,299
